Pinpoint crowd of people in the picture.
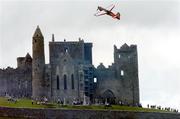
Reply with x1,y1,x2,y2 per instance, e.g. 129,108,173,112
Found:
147,104,179,113
5,94,18,103
118,100,142,107
31,97,48,105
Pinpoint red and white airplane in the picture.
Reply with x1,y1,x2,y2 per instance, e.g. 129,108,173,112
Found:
94,4,120,20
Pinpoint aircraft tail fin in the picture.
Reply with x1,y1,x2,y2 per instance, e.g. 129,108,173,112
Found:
116,12,120,20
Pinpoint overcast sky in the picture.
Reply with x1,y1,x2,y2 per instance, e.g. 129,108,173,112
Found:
0,0,180,110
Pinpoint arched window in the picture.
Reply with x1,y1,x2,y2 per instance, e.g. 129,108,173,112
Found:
57,75,59,90
64,75,67,90
71,74,74,89
118,54,121,58
121,70,124,76
93,78,97,83
64,47,68,53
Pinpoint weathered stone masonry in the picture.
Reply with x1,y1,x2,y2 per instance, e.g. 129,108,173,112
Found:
0,26,140,105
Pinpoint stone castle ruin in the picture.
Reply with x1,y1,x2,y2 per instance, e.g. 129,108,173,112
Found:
0,26,140,105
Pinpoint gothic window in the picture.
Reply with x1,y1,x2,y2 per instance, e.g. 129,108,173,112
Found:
64,75,67,90
93,78,97,83
118,54,121,58
64,47,68,53
57,75,59,90
65,49,68,53
71,74,74,89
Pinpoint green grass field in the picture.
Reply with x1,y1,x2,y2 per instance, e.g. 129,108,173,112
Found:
0,97,168,112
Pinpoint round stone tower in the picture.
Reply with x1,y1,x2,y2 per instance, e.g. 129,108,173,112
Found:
32,26,45,99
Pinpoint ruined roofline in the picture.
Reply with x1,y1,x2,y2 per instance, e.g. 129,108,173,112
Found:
96,62,114,70
0,65,32,71
49,41,92,45
17,57,25,60
97,63,106,69
49,40,92,43
17,54,32,61
49,36,92,44
25,53,32,59
0,67,31,77
0,53,33,70
0,66,16,71
114,43,137,52
0,63,25,71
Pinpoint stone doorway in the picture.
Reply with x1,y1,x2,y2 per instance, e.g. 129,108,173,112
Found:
102,90,115,104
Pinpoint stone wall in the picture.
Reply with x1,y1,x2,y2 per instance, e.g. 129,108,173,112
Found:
52,52,80,103
95,43,139,105
0,67,32,98
0,107,179,119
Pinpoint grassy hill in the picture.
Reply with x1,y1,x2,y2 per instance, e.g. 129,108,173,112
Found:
0,97,169,112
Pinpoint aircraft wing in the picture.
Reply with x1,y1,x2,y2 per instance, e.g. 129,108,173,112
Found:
94,11,106,16
105,4,115,11
109,5,115,11
94,4,115,17
94,12,107,16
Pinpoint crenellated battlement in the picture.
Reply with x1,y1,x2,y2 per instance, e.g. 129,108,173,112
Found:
114,43,137,53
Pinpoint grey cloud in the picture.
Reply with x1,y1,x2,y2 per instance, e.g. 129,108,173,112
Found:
119,1,180,27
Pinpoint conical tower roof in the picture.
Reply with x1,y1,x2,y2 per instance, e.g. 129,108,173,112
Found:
33,25,43,38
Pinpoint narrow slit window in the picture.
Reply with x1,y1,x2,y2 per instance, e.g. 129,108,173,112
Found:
57,75,59,90
71,74,74,89
64,75,67,90
121,70,124,76
118,54,121,58
94,78,97,83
